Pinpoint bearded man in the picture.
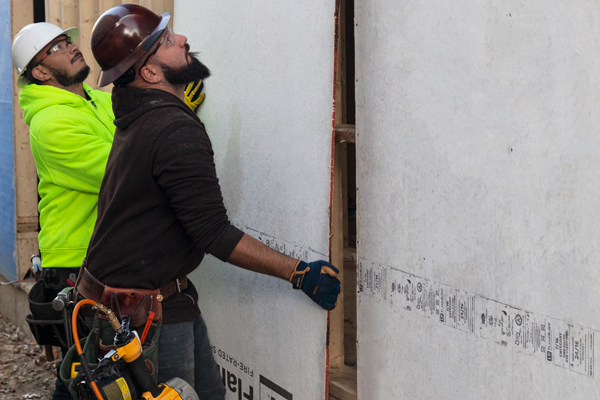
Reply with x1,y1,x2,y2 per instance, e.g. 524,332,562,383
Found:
12,19,211,399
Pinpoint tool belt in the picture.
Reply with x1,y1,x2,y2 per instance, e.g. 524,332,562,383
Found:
26,267,81,348
60,314,163,399
74,267,188,328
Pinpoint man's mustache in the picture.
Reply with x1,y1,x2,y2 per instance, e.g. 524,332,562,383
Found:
71,52,83,64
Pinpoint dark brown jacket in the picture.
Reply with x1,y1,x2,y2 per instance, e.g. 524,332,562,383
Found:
86,87,244,324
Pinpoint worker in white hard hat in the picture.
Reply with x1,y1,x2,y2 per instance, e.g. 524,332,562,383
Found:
12,22,206,400
12,22,115,400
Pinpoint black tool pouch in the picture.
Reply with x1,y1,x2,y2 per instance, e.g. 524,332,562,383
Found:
25,279,70,347
59,317,102,400
60,315,162,400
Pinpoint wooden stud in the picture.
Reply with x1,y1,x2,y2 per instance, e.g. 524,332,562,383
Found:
99,0,122,14
45,0,62,27
98,0,123,93
139,0,162,12
62,0,80,45
16,217,39,233
329,0,346,369
341,142,349,248
79,0,100,89
17,232,38,279
163,0,174,28
11,0,37,279
330,141,346,368
335,125,356,144
140,0,173,29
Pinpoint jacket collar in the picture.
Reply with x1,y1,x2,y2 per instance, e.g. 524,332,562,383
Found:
112,87,198,130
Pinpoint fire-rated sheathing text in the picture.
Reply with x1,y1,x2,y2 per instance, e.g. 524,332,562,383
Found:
358,259,595,379
233,223,327,262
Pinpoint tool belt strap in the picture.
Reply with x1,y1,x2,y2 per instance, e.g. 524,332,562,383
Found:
74,267,188,327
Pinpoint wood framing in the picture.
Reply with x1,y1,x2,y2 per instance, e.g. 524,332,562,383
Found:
330,1,357,398
12,0,37,279
45,0,62,27
99,0,122,13
79,0,100,89
62,0,79,43
329,0,346,369
163,0,174,28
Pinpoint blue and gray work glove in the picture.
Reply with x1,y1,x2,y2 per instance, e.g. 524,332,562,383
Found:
290,261,341,311
184,80,205,112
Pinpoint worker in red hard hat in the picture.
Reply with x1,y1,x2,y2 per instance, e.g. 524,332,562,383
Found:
77,3,341,399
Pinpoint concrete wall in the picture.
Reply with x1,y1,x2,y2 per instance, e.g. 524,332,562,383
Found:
176,1,336,399
0,0,16,281
356,1,600,398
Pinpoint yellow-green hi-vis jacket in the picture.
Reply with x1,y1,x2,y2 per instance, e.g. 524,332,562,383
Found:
19,83,115,268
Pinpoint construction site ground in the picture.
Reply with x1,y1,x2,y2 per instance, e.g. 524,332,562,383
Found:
0,312,57,399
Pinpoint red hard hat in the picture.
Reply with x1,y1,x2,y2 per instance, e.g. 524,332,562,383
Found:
91,4,170,87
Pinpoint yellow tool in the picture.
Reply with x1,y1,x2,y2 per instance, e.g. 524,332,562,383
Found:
71,299,198,400
70,362,81,379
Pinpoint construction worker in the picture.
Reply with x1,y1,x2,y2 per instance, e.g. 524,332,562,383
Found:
11,23,114,400
76,4,341,400
11,22,206,400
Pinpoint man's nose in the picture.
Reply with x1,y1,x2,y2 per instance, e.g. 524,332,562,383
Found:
177,34,188,46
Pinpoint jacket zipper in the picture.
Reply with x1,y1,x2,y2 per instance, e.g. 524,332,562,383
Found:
85,92,114,134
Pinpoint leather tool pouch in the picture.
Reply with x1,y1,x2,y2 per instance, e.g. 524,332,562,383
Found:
100,286,162,328
75,266,163,328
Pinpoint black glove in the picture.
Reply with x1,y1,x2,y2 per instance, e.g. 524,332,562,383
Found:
290,261,341,311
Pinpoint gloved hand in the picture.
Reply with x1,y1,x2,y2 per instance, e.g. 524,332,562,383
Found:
184,80,205,112
290,261,341,311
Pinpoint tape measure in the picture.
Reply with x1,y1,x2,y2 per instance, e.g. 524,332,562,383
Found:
71,362,81,379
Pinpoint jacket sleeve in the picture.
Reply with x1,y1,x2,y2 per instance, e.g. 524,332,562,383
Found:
31,116,113,194
152,122,244,261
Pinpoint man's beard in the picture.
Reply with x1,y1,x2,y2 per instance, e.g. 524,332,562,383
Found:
158,52,211,86
47,65,90,87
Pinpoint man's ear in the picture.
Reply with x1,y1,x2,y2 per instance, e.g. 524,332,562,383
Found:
30,65,52,83
139,64,162,84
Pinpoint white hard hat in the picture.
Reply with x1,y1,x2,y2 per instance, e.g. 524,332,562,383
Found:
11,22,79,87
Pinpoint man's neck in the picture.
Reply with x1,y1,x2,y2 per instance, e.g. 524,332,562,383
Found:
44,81,86,98
131,81,186,103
